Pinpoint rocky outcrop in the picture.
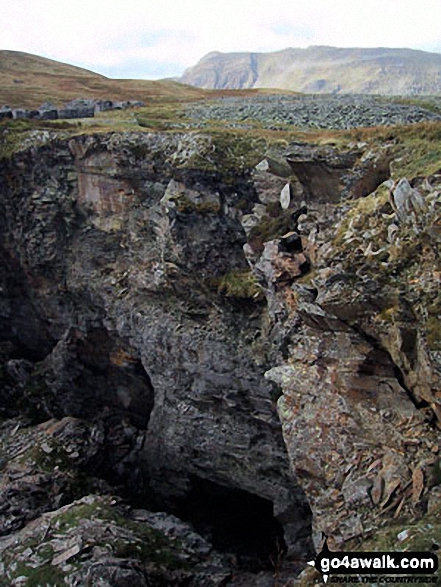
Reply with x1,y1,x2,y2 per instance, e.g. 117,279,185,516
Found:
0,130,314,583
1,126,440,585
0,489,232,586
246,145,441,550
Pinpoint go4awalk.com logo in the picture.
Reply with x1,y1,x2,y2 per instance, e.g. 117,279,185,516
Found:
308,540,439,584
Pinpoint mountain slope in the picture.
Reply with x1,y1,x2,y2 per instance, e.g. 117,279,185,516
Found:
0,50,204,108
180,46,441,95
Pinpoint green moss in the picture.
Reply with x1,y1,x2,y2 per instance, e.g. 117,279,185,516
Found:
1,501,186,585
214,270,263,299
356,518,441,562
0,119,81,159
340,513,441,587
389,122,441,178
5,539,62,586
136,103,184,126
11,563,66,587
427,317,441,351
174,195,221,214
36,543,55,561
0,124,31,159
211,132,268,171
334,188,390,247
53,502,109,532
338,120,441,179
136,117,169,131
112,528,184,569
248,210,294,248
107,512,186,569
19,439,72,472
176,131,274,182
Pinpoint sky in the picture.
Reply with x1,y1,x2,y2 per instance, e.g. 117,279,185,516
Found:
1,0,441,79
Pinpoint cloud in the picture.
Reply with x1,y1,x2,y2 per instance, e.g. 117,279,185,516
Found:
1,0,440,78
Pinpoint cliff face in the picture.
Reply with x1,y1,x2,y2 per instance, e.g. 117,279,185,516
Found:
180,46,441,95
0,130,313,584
0,127,440,585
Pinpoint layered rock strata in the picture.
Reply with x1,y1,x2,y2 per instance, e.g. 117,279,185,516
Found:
248,146,441,550
1,128,440,584
0,131,313,583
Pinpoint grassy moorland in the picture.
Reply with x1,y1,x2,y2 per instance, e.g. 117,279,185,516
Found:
0,50,207,108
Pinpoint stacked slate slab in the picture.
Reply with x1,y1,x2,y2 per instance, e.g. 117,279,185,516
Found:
0,109,13,120
0,99,145,121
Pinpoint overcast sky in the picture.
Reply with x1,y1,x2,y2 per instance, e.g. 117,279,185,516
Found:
2,0,441,79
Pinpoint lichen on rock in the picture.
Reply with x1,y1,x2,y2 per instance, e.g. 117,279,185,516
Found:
247,140,441,556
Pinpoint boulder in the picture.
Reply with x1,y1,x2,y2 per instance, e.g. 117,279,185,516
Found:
392,177,427,221
280,182,291,209
255,155,292,178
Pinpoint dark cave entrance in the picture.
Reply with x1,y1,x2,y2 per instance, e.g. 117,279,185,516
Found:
175,476,286,570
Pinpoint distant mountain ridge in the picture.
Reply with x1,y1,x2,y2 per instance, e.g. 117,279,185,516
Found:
179,46,441,95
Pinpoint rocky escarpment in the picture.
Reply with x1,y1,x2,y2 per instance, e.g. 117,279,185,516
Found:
1,125,440,585
246,145,441,555
0,129,314,585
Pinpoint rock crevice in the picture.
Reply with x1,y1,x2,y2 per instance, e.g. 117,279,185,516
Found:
0,131,315,583
1,129,440,584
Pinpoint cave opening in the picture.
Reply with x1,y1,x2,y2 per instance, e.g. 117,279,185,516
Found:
175,476,286,571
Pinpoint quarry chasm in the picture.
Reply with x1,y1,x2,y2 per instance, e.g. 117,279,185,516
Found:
0,129,440,586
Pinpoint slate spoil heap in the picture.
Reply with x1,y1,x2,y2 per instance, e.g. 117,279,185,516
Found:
0,125,440,586
183,94,441,130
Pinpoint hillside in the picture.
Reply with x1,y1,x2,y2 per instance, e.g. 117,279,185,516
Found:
180,45,441,95
0,50,205,108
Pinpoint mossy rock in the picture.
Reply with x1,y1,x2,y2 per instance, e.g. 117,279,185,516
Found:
50,499,185,569
176,131,271,182
344,512,441,586
248,210,295,251
1,496,188,585
8,562,66,587
173,194,221,214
